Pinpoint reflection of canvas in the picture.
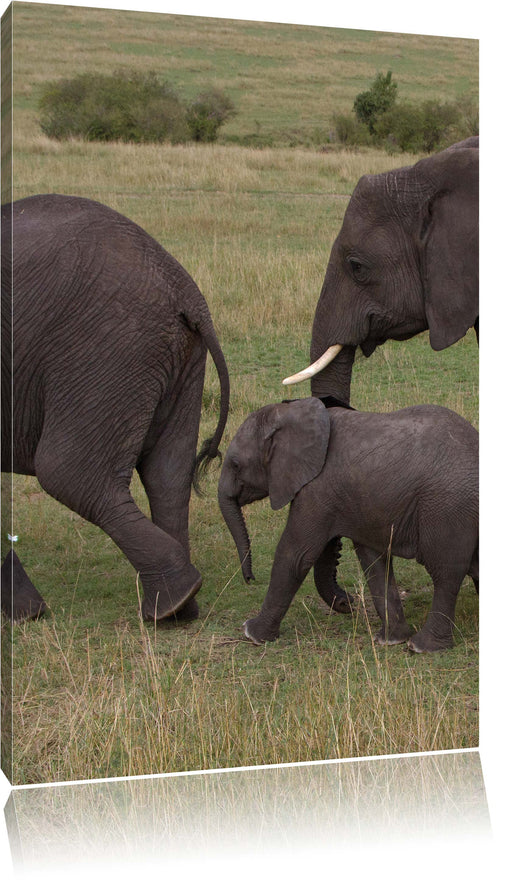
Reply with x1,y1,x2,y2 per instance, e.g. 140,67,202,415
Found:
1,1,478,787
4,753,491,873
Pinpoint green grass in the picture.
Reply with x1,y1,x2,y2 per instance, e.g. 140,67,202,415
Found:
1,5,478,785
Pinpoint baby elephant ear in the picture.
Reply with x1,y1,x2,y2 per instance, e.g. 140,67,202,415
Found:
265,398,331,510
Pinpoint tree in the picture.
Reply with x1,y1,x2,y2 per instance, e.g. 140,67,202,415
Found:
353,71,398,135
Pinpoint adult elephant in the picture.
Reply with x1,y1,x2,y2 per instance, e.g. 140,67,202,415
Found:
283,137,478,403
1,194,230,624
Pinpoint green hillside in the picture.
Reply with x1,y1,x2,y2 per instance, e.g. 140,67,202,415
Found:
10,2,478,146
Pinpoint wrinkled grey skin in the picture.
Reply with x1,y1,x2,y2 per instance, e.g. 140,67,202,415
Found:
1,194,230,624
309,137,479,406
218,398,478,653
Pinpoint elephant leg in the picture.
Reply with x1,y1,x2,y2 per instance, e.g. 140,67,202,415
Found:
136,349,207,622
243,519,327,645
354,543,413,645
32,337,208,621
408,522,477,652
137,436,202,622
97,487,202,621
469,546,479,595
313,536,355,613
243,550,304,645
34,440,201,623
407,572,462,653
1,550,47,623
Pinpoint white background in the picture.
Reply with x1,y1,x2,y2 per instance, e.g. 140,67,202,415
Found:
0,1,508,879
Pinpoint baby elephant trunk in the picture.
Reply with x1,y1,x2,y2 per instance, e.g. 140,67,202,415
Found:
218,477,255,583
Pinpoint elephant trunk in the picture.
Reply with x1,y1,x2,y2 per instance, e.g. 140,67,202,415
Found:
308,258,358,404
309,343,356,405
282,252,357,405
218,479,255,583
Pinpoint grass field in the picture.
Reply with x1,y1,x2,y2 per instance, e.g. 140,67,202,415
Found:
7,2,478,150
1,4,478,785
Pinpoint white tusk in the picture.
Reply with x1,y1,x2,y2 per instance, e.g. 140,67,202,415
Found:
282,344,343,386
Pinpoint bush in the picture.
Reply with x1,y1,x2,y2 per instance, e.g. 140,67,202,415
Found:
452,93,479,140
374,97,476,153
353,70,398,135
331,113,372,146
333,74,478,154
38,70,189,143
373,102,427,153
186,88,237,143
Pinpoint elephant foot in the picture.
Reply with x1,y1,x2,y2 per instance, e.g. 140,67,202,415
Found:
141,563,202,621
314,536,356,615
1,551,47,623
243,615,280,645
328,591,356,615
375,622,414,646
173,597,200,622
407,629,453,654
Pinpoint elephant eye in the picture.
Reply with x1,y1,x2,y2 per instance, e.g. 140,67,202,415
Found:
348,257,369,282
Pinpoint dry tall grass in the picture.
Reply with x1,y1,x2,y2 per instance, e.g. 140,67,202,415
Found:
13,137,420,198
8,579,477,783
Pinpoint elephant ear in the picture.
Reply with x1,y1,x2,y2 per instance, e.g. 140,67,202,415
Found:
263,398,331,511
418,148,479,351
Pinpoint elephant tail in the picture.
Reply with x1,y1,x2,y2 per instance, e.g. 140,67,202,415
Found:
192,313,230,495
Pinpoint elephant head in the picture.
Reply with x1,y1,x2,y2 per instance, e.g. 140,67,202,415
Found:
218,398,330,582
283,137,479,404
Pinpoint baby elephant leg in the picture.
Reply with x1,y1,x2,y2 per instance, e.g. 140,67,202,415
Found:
313,536,355,613
244,522,320,645
407,575,461,653
354,543,413,645
408,532,477,652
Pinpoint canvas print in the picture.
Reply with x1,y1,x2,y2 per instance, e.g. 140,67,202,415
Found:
1,1,479,786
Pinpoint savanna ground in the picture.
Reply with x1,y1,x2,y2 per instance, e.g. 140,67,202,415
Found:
1,3,478,784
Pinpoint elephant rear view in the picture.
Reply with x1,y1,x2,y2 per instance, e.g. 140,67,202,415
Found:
1,194,230,623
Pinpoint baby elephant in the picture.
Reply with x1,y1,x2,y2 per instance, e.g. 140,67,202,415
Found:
218,398,478,653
